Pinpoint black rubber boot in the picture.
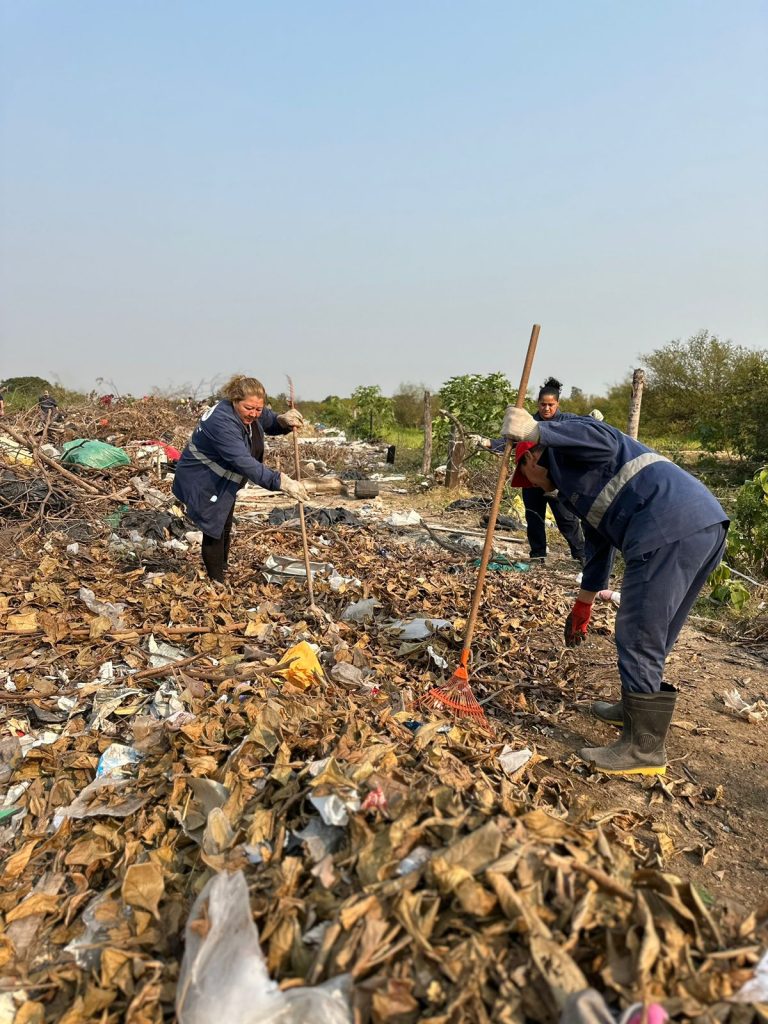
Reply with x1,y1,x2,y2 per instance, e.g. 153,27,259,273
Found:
578,685,677,776
592,681,676,727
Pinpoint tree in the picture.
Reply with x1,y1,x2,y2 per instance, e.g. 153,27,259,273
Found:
435,372,519,448
393,382,428,428
349,385,394,439
313,391,352,423
640,331,768,458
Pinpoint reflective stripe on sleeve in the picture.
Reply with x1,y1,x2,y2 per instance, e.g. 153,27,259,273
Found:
586,453,668,529
188,441,246,484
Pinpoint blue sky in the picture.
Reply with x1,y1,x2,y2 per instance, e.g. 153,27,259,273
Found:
1,1,766,401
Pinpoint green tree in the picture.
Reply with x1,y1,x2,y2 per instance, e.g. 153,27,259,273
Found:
349,385,394,439
640,331,768,458
318,395,354,430
435,372,519,448
392,382,428,428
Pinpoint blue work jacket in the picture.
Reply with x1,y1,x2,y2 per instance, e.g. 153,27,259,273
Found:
536,417,728,590
172,400,290,538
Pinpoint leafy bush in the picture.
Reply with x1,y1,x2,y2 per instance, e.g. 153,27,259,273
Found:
435,372,519,451
727,467,768,577
707,564,750,609
640,331,768,459
348,385,394,440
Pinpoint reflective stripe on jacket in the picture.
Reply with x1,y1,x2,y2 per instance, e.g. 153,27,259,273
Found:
172,400,289,538
537,417,728,590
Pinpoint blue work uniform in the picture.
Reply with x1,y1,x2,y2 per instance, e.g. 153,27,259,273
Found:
536,416,728,693
491,410,585,561
172,400,290,539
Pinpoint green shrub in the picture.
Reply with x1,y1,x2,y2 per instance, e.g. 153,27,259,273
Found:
727,467,768,577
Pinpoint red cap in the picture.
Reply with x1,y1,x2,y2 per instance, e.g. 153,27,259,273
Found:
510,441,537,488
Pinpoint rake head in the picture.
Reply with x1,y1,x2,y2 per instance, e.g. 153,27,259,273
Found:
421,655,491,729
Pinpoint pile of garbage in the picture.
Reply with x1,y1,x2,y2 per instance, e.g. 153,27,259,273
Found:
1,494,766,1023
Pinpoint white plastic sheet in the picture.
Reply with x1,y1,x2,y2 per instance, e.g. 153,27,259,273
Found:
176,871,352,1024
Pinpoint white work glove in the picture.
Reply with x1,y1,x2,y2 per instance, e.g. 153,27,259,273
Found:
279,474,310,503
501,406,540,442
277,408,304,430
468,434,492,450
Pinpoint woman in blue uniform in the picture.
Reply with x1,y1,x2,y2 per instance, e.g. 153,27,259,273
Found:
173,374,308,581
503,407,728,777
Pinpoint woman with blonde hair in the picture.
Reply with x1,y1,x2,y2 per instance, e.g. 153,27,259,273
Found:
173,374,308,581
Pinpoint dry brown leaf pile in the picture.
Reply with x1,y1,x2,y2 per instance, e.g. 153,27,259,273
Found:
1,403,765,1023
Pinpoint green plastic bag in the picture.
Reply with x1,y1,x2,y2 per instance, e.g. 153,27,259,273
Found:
61,439,131,469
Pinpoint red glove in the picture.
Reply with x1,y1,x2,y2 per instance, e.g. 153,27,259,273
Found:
564,599,592,647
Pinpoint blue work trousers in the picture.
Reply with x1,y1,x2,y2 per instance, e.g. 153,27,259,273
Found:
615,522,728,693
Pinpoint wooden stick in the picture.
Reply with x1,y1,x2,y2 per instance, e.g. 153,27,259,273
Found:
627,368,645,439
1,622,247,640
459,324,539,659
423,522,525,543
287,376,317,611
128,651,211,681
2,425,106,495
421,390,432,475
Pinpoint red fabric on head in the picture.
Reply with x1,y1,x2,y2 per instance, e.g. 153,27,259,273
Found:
510,441,537,488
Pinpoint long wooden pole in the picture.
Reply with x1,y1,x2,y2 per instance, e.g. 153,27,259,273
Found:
421,390,432,476
287,377,317,612
459,324,539,659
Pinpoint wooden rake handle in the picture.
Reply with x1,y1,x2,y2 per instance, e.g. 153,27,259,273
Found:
459,323,540,655
287,378,317,609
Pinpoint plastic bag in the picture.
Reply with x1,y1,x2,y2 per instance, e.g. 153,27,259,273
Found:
62,439,131,468
386,617,451,640
340,598,380,623
79,587,127,630
386,510,421,526
176,871,352,1024
96,743,143,778
275,642,324,691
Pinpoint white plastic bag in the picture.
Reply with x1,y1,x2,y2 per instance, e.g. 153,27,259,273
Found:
340,598,380,623
79,587,126,630
176,871,352,1024
386,617,451,640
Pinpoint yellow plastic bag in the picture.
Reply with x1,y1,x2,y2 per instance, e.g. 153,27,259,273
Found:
0,433,34,466
275,641,324,691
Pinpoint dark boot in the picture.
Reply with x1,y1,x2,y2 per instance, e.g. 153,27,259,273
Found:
592,681,676,727
578,685,677,776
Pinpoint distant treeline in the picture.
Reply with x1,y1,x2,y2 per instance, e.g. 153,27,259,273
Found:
4,331,766,460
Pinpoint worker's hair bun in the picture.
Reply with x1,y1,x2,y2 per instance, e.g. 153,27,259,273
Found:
221,375,267,402
538,376,563,399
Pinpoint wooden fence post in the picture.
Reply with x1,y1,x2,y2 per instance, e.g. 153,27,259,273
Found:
421,391,432,476
445,426,465,489
627,368,645,439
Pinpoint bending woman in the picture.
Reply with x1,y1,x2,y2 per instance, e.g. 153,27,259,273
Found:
173,374,308,581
